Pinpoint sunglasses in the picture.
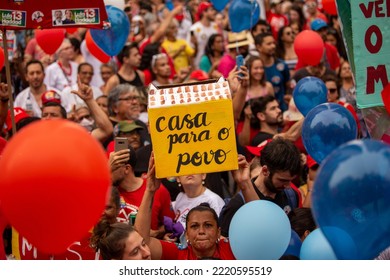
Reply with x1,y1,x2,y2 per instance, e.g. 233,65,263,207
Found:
151,53,167,67
328,88,337,93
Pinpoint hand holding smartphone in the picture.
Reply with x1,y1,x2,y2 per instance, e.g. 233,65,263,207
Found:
114,137,128,152
236,55,244,78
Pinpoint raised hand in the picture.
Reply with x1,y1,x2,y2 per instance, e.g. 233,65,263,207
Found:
71,76,93,101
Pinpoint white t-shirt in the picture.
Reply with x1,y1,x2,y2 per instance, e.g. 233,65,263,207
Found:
80,40,104,88
173,188,225,228
187,21,218,69
14,86,57,117
44,61,79,92
60,84,103,113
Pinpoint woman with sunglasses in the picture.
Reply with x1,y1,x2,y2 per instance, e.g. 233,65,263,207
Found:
276,26,298,76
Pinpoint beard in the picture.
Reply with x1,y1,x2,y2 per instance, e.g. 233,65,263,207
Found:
264,175,279,194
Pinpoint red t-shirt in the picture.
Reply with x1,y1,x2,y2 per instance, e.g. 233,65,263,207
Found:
160,239,235,260
117,178,175,230
266,11,289,39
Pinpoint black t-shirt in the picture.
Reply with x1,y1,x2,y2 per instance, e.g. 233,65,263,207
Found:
220,178,297,237
251,131,274,146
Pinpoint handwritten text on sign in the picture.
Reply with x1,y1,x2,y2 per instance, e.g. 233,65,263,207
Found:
149,99,238,178
352,0,390,108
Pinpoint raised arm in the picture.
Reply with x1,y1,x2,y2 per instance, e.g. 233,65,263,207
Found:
150,5,183,44
134,153,163,260
231,66,249,121
232,154,259,203
0,83,9,131
71,77,113,142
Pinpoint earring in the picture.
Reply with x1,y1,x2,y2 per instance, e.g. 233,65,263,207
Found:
178,182,182,187
186,239,191,245
202,180,205,186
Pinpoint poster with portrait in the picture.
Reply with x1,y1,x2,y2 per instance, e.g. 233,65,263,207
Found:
148,78,238,178
0,0,107,29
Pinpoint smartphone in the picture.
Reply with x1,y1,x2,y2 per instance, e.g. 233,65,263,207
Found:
236,55,244,78
133,21,140,35
114,137,128,152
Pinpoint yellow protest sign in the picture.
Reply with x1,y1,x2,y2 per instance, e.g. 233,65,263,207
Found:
148,81,238,178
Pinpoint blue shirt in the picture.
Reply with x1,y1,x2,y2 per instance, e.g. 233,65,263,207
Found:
265,59,290,111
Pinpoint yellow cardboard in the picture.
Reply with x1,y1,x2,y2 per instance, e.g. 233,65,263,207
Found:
149,99,238,178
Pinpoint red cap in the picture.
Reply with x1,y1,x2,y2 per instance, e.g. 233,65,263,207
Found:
5,107,30,131
41,90,61,105
246,139,273,157
197,2,213,20
306,155,318,169
189,70,209,81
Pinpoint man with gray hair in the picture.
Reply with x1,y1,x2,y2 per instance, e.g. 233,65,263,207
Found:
105,84,150,147
44,38,78,91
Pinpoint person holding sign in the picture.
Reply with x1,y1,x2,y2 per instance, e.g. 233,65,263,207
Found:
134,154,256,260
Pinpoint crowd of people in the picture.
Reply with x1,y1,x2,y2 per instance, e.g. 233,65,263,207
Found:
0,0,371,260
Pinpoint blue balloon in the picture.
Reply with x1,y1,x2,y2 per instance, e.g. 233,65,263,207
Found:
229,200,291,260
302,103,357,164
283,230,302,257
211,0,230,12
228,0,260,33
293,76,328,116
312,140,390,259
300,228,337,260
90,6,130,56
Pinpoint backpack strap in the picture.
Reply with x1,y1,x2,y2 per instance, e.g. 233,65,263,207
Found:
238,190,245,203
284,188,298,209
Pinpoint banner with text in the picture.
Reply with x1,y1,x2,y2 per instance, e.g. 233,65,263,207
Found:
148,79,238,178
0,0,108,30
351,0,390,108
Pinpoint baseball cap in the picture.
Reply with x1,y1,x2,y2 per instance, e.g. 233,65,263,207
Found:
41,90,61,105
5,107,30,131
197,2,213,19
114,121,143,136
246,139,273,157
311,18,327,31
189,70,209,81
306,155,318,169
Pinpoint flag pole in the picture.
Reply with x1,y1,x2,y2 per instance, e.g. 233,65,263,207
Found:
1,29,16,135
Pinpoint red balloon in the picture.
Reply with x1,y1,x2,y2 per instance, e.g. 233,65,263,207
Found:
294,30,324,66
66,28,78,34
0,120,111,254
35,29,66,55
322,0,338,16
381,83,390,115
85,30,110,63
0,47,4,70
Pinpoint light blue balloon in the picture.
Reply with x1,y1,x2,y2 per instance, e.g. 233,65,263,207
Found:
300,228,337,260
229,200,291,260
283,230,302,258
228,0,260,33
293,76,328,116
312,140,390,259
211,0,230,12
90,5,130,56
302,103,357,164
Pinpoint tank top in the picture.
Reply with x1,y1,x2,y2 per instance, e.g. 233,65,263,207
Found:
117,72,144,88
